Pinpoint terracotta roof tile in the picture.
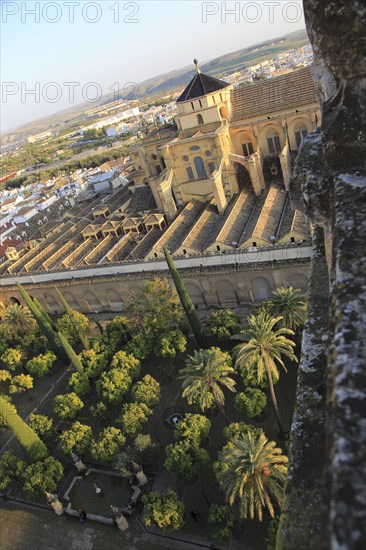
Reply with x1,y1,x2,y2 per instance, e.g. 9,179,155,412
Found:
232,67,318,121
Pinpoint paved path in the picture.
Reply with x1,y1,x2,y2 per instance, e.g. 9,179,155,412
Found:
0,501,208,550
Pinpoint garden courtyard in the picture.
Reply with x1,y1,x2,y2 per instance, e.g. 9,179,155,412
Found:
0,269,305,550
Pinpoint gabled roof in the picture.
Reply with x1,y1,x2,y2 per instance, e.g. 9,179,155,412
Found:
176,72,230,103
232,67,318,121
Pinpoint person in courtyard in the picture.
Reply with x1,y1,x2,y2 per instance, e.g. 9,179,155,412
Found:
190,509,200,522
78,509,87,523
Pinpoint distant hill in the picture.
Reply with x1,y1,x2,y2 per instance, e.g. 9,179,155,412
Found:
2,29,309,141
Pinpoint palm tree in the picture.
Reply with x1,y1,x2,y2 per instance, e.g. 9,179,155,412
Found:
178,347,236,415
216,431,288,521
265,287,306,331
0,303,36,341
233,313,297,437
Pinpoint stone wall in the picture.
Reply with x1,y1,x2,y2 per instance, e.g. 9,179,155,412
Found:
277,2,366,549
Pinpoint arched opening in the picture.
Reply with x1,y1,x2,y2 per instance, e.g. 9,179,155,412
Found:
294,122,308,148
235,163,252,190
106,289,124,312
251,277,271,302
10,296,21,305
196,114,204,125
84,291,103,312
185,282,206,309
266,129,282,154
44,294,60,312
194,156,207,179
216,280,239,306
63,291,81,311
263,157,283,184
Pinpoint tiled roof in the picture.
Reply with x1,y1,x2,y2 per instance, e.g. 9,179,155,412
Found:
177,72,230,103
232,67,318,121
178,122,222,140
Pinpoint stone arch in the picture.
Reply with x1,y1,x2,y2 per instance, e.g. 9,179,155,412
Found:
63,291,81,311
9,296,21,305
196,114,204,125
251,277,271,302
232,129,256,156
235,162,252,190
215,279,239,306
84,291,103,312
105,289,124,312
286,274,308,295
259,123,284,155
185,282,206,309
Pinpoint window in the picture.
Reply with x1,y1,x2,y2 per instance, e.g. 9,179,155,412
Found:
190,145,200,151
290,237,295,243
194,156,208,179
186,167,195,181
294,123,308,148
205,150,212,157
160,156,166,169
156,165,162,175
267,130,281,153
199,100,202,108
216,245,221,251
151,153,158,160
208,162,215,174
197,114,204,125
183,249,187,255
220,93,223,101
191,102,195,111
252,242,257,247
183,155,189,161
212,95,216,104
242,142,254,157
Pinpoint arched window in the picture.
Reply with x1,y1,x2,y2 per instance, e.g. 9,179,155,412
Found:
294,122,308,148
194,156,207,179
267,129,281,154
197,114,204,125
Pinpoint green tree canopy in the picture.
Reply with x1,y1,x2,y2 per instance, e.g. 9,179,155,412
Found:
101,316,130,355
90,427,126,463
28,413,55,441
179,347,236,413
53,392,84,420
0,303,36,342
110,350,141,380
259,287,306,331
233,388,267,418
215,431,288,521
59,421,93,455
131,375,161,407
0,451,26,490
164,440,209,482
210,309,242,341
233,312,297,437
56,312,90,346
96,368,132,404
118,402,152,438
25,352,56,377
174,413,211,446
22,457,64,497
142,490,185,532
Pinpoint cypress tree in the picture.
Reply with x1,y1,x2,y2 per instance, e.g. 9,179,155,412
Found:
33,297,54,327
58,332,83,373
163,247,205,346
0,395,48,461
16,282,68,364
55,287,89,350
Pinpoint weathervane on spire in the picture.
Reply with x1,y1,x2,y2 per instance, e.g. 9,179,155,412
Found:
193,59,201,74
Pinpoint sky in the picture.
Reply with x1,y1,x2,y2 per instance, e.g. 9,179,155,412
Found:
0,0,306,132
